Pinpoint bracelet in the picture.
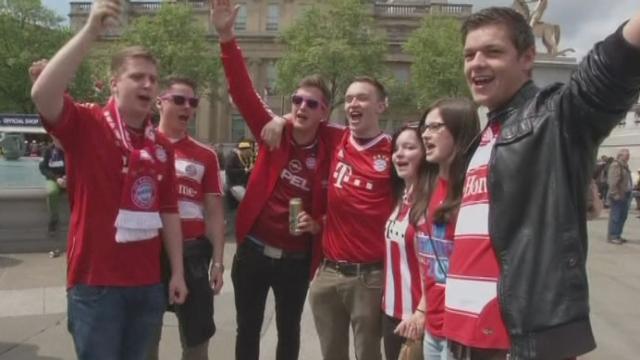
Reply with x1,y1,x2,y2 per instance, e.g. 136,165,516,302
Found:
416,308,425,314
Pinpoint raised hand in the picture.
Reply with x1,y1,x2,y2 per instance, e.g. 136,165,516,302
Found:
210,0,240,41
29,59,49,83
86,0,122,36
260,116,286,151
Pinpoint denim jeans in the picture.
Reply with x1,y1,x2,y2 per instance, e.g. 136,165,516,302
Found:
607,192,631,239
423,330,449,360
231,241,310,360
67,283,166,360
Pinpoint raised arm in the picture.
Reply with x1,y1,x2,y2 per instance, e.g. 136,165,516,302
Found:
31,0,121,123
563,11,640,144
211,0,281,141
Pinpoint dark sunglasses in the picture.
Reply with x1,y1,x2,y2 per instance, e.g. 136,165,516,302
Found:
160,94,199,108
291,94,325,110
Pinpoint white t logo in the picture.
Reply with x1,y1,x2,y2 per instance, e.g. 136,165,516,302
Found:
333,162,352,188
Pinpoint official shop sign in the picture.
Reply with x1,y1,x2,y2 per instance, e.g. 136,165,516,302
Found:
0,114,41,127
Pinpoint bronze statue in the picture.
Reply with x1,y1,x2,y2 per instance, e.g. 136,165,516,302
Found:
512,0,574,57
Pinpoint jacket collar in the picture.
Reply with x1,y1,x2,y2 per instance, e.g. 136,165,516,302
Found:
487,80,539,125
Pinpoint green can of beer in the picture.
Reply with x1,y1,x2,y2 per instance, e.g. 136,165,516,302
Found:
289,197,303,235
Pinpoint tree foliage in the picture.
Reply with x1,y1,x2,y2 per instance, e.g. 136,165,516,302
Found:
0,0,96,113
119,3,219,95
276,0,387,110
404,16,468,108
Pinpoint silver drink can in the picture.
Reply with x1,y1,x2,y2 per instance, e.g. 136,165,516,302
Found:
289,198,303,235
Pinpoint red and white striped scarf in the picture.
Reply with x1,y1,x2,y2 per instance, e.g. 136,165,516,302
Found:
104,97,166,243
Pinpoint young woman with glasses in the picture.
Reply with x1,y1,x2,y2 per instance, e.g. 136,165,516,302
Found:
394,98,480,360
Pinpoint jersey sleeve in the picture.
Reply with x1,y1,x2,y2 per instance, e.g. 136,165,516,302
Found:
220,39,278,143
40,95,101,154
159,143,179,213
203,150,224,196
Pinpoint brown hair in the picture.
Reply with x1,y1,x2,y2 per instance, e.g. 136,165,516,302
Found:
110,46,158,76
162,75,198,94
298,74,331,106
351,76,387,102
461,7,535,55
390,123,429,226
417,98,480,225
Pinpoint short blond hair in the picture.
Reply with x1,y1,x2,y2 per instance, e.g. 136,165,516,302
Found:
110,46,157,76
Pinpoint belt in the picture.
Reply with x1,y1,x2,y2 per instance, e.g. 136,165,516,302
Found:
246,235,309,260
322,259,383,277
448,341,510,360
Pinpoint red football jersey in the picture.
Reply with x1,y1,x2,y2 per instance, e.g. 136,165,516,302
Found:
251,140,317,252
172,136,223,240
322,132,394,263
43,96,178,288
444,123,510,349
383,200,422,320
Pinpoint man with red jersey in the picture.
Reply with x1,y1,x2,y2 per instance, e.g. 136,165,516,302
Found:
444,6,640,359
30,1,187,359
149,76,225,359
211,1,343,359
308,77,393,360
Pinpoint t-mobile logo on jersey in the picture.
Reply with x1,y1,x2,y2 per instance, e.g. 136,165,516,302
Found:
333,162,374,190
333,162,353,188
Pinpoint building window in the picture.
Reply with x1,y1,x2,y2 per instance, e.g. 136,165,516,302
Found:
265,61,277,96
266,4,280,31
391,64,410,85
235,4,247,31
231,113,247,142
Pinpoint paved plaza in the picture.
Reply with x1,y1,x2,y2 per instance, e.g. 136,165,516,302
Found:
0,209,639,359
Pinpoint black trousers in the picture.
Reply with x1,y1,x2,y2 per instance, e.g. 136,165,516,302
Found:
231,241,310,360
382,313,405,360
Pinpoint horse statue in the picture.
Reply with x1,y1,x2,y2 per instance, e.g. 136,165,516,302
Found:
512,0,575,57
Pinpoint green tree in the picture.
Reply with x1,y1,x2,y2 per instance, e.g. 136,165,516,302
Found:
120,3,220,94
0,0,96,112
404,16,468,108
276,0,387,110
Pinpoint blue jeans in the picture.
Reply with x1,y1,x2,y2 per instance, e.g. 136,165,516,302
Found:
423,330,449,360
68,283,166,360
607,192,631,239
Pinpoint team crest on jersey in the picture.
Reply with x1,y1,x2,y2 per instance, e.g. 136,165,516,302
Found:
185,163,198,177
373,154,389,172
131,176,156,210
288,159,303,173
305,157,317,170
155,145,167,163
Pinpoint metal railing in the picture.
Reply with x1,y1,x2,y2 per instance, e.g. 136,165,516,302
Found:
374,3,472,18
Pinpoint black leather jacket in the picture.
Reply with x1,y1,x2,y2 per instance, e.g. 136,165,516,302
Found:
483,26,640,359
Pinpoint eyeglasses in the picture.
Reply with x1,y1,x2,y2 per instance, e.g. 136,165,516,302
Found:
160,94,199,108
422,122,446,133
291,94,325,110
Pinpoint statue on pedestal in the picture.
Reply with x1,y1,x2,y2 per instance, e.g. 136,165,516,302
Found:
512,0,574,57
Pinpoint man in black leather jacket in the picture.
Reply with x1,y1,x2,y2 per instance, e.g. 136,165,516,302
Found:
443,7,640,360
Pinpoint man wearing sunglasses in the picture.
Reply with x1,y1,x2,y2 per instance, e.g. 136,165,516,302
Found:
148,76,226,359
30,1,187,359
212,1,344,359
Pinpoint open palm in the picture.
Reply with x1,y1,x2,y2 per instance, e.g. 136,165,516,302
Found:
210,0,239,34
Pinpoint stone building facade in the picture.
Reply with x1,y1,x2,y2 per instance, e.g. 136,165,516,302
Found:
69,0,471,143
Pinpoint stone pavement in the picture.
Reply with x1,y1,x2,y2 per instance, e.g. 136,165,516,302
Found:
1,210,640,359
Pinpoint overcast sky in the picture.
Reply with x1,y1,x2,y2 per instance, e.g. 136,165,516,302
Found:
43,0,637,59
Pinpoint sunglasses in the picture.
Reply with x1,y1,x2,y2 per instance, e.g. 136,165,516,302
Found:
291,94,325,110
160,94,199,108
